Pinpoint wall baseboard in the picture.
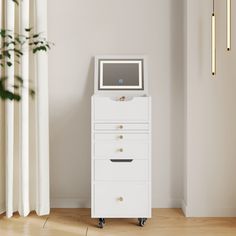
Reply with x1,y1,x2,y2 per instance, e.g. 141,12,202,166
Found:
50,198,91,208
0,206,5,215
181,200,187,216
184,205,236,217
3,197,235,217
51,198,182,209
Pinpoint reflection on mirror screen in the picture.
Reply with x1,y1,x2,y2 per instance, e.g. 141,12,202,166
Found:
103,63,139,86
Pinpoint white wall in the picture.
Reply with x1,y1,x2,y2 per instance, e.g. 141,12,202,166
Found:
0,0,5,214
184,0,236,216
48,0,185,208
0,101,5,214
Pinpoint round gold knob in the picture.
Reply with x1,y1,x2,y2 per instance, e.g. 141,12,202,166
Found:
118,125,123,129
118,197,124,202
119,135,123,139
119,148,123,152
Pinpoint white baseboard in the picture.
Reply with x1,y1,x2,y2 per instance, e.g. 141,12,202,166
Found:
50,198,91,208
181,200,187,216
51,198,236,217
184,205,236,217
0,206,5,215
51,198,182,209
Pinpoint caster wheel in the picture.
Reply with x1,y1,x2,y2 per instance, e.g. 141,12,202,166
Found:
138,218,147,227
98,221,104,228
98,218,105,228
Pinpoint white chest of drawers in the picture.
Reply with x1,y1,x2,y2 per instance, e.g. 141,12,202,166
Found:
91,95,152,227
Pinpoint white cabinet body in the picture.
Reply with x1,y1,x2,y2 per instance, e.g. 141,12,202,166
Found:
91,96,152,219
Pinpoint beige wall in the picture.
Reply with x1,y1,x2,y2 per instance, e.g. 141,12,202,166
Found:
48,0,185,207
184,0,236,216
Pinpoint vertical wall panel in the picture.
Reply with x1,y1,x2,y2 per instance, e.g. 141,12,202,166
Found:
0,0,5,215
35,0,50,215
19,0,30,217
5,0,15,218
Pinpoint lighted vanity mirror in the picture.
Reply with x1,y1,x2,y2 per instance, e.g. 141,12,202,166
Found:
94,55,148,95
98,59,144,90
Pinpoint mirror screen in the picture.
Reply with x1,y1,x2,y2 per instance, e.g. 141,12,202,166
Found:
99,59,143,90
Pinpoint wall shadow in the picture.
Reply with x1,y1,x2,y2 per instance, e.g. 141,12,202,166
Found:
49,58,94,206
169,0,185,207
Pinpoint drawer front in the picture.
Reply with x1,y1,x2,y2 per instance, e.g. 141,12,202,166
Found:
94,123,149,131
94,182,150,217
93,97,150,122
94,133,148,141
94,160,148,181
94,141,148,159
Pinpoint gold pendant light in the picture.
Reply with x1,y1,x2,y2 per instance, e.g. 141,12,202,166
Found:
227,0,231,51
212,0,216,76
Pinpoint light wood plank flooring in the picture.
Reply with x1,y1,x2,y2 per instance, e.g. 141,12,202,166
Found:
1,208,236,236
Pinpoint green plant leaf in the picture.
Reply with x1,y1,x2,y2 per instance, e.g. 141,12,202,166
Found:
33,34,40,38
1,24,53,101
25,28,32,32
7,61,12,67
29,89,35,98
15,75,23,84
15,37,22,44
7,34,13,39
11,0,19,5
0,29,6,37
13,49,23,56
2,51,11,58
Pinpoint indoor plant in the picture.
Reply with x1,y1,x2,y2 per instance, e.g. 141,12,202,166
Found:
0,0,51,101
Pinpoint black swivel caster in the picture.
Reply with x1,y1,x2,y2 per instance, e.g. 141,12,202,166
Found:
98,218,105,228
138,218,147,227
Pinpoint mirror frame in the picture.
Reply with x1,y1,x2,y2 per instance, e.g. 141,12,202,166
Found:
98,59,144,90
94,55,148,96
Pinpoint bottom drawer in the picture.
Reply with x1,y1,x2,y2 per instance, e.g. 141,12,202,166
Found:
93,182,150,218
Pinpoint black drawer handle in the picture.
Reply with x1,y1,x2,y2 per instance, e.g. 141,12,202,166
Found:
110,159,133,163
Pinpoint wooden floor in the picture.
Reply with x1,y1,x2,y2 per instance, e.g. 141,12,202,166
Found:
1,208,236,236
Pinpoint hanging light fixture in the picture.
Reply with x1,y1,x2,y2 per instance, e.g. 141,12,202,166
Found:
212,0,216,76
227,0,231,51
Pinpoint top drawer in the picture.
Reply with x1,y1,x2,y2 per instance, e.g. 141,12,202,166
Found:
92,96,151,122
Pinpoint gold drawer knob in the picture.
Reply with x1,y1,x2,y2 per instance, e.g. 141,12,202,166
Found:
119,135,123,139
118,197,124,202
118,148,123,152
118,125,123,129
